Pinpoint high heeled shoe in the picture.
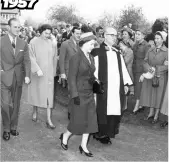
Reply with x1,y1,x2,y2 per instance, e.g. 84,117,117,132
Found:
46,122,56,129
160,121,168,128
32,113,37,122
152,118,159,124
59,133,68,150
144,115,154,121
79,145,93,157
32,117,37,122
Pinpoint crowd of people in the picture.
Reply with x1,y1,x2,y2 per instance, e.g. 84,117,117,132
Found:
0,17,168,157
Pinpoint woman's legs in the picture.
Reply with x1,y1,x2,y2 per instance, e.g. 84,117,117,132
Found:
81,134,90,153
47,107,55,126
133,99,140,112
154,109,160,120
148,108,155,117
32,106,38,120
63,130,72,145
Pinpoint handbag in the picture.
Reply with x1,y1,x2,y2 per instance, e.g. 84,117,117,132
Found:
152,75,160,88
152,66,160,88
93,80,104,94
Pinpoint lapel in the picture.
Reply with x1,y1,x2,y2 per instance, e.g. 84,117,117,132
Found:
5,35,15,59
68,37,77,52
79,48,95,70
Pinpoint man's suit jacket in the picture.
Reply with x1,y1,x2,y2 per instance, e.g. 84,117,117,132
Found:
59,37,78,77
0,35,31,87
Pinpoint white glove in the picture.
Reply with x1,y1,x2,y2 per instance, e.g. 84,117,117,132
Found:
164,60,168,66
25,77,30,84
60,73,67,79
37,70,43,77
124,86,129,94
139,75,144,82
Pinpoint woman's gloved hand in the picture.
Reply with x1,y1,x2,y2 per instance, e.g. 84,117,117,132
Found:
73,96,80,105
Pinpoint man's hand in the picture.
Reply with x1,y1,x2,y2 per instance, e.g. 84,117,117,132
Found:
60,74,67,88
37,70,43,77
25,77,30,84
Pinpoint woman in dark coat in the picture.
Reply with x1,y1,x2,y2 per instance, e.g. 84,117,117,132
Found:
132,29,150,114
59,32,98,157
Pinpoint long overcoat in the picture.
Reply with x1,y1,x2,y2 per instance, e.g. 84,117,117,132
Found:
27,37,58,108
67,48,98,134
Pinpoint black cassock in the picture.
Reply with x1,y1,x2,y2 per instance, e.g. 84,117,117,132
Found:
91,43,132,138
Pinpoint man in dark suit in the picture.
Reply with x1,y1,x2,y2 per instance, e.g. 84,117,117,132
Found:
59,26,81,87
59,26,81,119
61,24,72,42
0,18,31,141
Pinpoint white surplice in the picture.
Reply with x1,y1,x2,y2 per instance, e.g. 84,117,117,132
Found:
94,46,132,115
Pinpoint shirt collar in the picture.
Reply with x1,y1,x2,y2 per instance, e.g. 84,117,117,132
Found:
151,45,167,52
8,33,17,43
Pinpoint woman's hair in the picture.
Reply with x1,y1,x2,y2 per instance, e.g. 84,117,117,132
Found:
72,26,81,33
38,24,52,34
121,28,133,38
155,32,164,41
81,24,90,33
145,33,154,42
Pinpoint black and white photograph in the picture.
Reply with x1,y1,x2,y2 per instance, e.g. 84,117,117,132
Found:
0,0,168,161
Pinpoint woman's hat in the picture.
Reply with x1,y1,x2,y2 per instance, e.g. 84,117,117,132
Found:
121,27,133,38
80,32,96,42
155,31,167,41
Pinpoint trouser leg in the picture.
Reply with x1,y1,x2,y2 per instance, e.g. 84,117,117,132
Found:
1,83,12,132
10,79,22,130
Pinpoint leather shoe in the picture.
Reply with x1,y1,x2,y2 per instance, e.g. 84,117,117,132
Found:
46,122,56,129
3,132,10,141
10,130,19,136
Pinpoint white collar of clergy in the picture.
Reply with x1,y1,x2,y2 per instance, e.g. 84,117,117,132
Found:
104,44,119,53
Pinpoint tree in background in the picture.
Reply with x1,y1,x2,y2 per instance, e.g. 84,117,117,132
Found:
24,17,40,29
117,5,151,32
152,17,168,34
47,4,85,25
97,12,119,29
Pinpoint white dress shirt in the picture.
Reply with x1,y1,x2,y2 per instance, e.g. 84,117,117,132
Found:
8,34,17,54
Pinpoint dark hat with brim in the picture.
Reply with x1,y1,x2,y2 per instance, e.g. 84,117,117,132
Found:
80,32,96,42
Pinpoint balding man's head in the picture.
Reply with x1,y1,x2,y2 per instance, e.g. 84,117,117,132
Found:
104,27,117,35
104,27,118,46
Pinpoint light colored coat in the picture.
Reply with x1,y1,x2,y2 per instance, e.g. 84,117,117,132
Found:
27,37,58,108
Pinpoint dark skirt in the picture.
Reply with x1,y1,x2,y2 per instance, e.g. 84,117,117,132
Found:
134,72,143,100
67,90,98,134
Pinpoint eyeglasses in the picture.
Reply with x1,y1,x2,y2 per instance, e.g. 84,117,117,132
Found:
106,34,117,37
